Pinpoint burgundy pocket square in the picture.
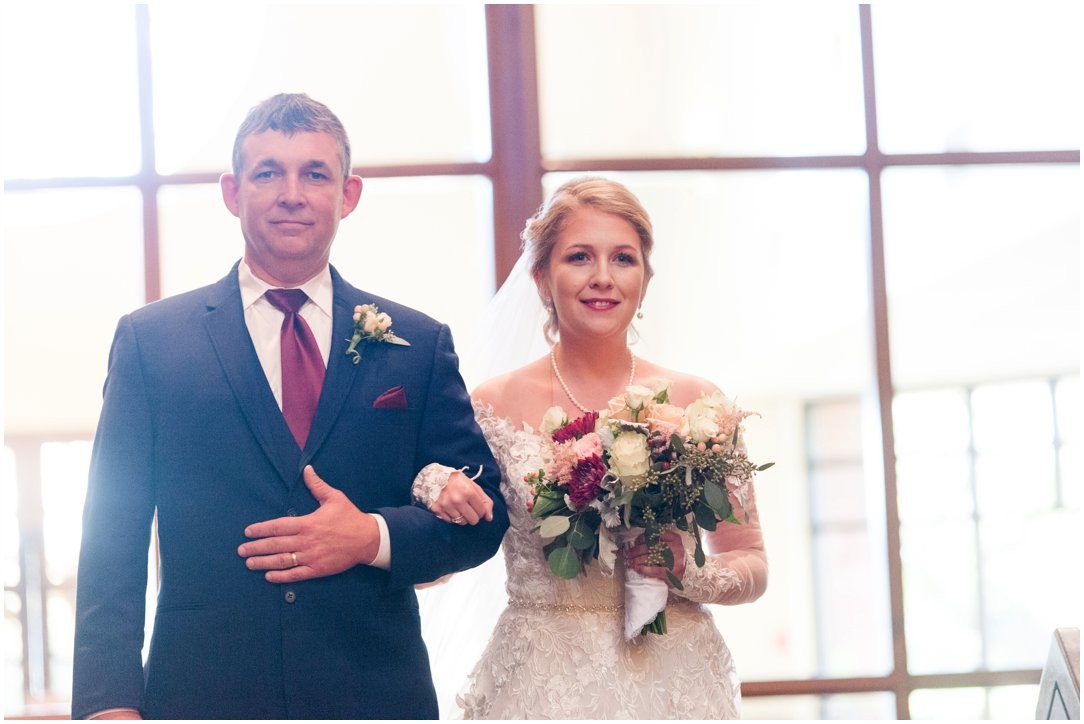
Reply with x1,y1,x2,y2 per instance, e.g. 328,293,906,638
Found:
373,386,407,409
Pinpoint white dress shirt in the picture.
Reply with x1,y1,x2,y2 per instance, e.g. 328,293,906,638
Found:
237,259,390,569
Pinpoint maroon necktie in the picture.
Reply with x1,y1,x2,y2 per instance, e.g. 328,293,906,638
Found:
265,289,325,448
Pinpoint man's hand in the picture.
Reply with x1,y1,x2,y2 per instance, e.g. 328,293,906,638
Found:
237,465,380,582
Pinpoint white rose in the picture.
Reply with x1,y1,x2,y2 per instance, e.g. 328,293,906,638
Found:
685,398,720,443
540,406,567,436
608,431,651,478
687,414,720,443
648,377,673,401
623,384,654,411
375,312,392,331
362,315,379,333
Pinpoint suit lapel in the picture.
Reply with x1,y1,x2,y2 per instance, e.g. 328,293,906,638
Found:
301,270,364,468
203,267,300,488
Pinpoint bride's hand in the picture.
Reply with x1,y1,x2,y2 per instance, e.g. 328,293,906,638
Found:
429,471,494,526
624,530,687,584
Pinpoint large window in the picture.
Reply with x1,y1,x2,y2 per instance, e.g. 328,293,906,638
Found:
3,4,1080,719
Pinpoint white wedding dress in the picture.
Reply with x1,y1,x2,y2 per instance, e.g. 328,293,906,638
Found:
454,403,754,720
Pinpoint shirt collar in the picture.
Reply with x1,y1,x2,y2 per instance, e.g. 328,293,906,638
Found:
238,259,334,319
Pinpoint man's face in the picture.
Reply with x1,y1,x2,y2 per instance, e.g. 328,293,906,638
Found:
221,130,362,286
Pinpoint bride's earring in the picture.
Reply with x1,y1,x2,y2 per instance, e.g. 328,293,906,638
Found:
636,306,644,320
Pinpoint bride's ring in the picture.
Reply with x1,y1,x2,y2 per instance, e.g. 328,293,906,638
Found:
290,552,299,568
451,516,465,524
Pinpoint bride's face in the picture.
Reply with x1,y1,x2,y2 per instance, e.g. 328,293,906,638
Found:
539,206,647,344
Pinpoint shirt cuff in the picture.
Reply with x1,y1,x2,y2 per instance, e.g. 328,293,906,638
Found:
369,513,391,570
87,708,140,719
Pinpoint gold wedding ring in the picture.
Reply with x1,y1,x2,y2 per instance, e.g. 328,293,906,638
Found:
451,516,465,524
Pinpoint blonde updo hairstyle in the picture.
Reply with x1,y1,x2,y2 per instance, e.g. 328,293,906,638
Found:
522,176,655,344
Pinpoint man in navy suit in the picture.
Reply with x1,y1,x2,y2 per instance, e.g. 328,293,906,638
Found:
71,93,507,719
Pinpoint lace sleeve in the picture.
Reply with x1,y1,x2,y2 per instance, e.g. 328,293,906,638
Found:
411,463,456,508
411,462,487,508
672,480,768,606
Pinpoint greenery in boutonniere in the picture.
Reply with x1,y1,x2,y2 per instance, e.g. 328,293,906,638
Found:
345,303,410,363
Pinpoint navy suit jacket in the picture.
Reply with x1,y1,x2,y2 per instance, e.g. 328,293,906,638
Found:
71,264,507,719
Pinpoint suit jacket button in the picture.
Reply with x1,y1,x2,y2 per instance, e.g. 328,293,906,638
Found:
284,590,297,604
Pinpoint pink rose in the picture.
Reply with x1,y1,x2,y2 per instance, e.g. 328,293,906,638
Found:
573,432,603,458
646,403,688,437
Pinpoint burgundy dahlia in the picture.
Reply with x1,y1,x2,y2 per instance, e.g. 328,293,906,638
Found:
567,454,606,510
552,411,599,443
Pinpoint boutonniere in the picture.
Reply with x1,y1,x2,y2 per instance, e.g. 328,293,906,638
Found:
345,303,410,364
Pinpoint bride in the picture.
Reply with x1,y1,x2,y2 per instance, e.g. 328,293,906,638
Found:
421,176,768,719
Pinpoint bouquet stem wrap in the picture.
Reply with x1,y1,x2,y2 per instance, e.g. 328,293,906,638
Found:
611,527,669,639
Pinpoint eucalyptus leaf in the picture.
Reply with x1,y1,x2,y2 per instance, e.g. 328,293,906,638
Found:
691,518,707,567
694,501,719,531
757,462,775,471
538,515,571,539
584,538,599,563
547,545,582,579
718,495,733,520
703,480,728,511
660,546,675,569
542,538,562,557
531,492,567,518
569,517,597,551
666,569,684,590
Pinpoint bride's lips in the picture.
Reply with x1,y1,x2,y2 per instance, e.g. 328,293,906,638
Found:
581,298,620,310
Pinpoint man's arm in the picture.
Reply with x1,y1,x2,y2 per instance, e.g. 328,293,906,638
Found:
237,323,508,587
72,317,156,719
378,323,508,587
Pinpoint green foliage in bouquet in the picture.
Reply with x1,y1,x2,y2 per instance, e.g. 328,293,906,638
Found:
527,384,773,594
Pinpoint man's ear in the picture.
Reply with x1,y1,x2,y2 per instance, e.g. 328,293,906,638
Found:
340,175,363,219
220,173,241,217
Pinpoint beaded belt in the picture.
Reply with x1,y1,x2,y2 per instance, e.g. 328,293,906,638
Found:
508,597,701,614
508,598,621,614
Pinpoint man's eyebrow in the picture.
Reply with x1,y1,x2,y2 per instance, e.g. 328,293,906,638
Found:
301,159,333,172
252,158,283,171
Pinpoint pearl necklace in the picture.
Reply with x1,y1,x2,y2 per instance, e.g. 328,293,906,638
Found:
549,344,636,414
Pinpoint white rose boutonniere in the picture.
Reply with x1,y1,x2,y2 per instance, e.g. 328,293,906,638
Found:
345,303,410,363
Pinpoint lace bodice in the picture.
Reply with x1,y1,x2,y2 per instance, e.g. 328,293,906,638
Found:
474,405,630,609
456,404,747,720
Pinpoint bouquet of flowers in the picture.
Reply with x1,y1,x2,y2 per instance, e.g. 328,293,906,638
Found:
527,379,772,638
